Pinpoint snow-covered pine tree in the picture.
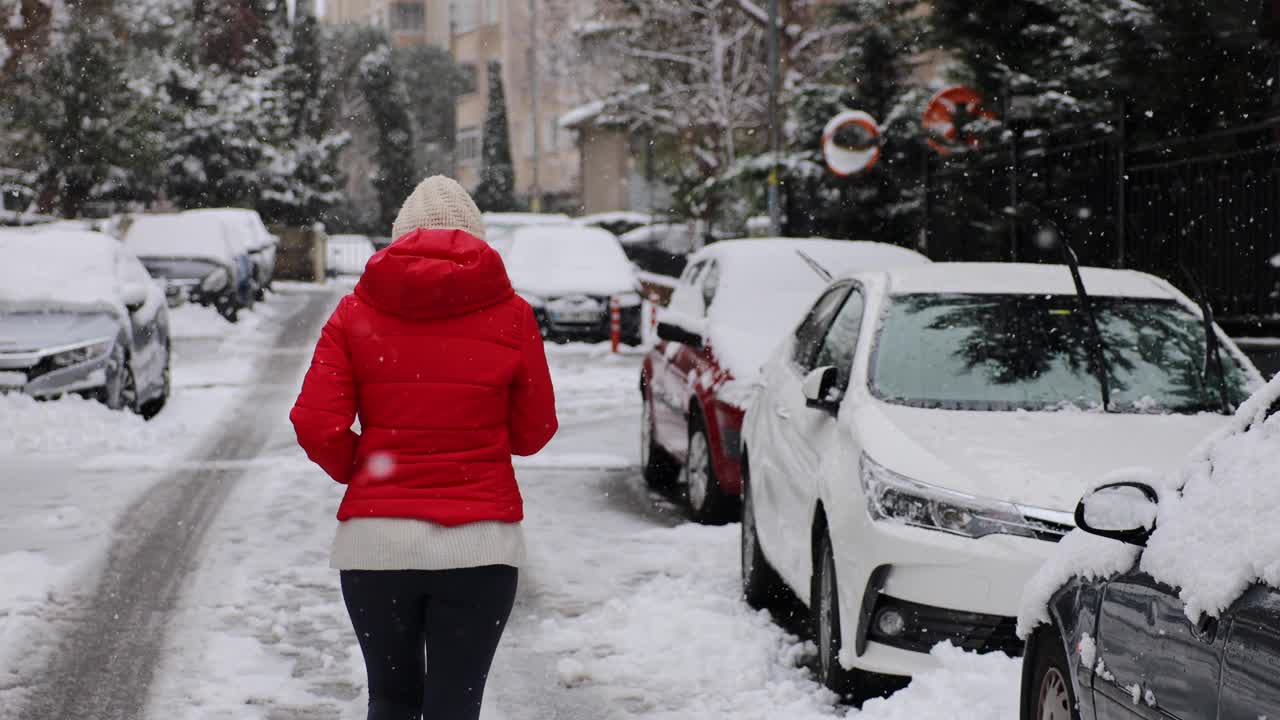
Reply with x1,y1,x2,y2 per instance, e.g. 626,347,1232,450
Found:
5,0,161,216
474,60,516,212
357,44,416,231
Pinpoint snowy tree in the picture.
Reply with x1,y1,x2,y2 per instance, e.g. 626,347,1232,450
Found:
474,61,516,212
357,44,416,231
929,0,1155,122
194,0,284,73
4,0,163,216
0,0,54,80
395,43,465,181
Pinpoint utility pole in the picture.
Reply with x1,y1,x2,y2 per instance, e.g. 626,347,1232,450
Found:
528,0,543,213
766,0,782,235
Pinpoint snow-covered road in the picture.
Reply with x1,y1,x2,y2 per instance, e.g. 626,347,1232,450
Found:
1,284,1022,720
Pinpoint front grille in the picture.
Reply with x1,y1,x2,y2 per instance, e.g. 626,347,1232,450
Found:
866,594,1024,657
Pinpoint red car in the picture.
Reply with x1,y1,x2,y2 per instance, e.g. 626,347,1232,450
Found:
640,238,928,523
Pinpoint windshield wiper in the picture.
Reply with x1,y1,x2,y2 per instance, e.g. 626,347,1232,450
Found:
795,249,833,283
1178,262,1232,415
1059,239,1112,411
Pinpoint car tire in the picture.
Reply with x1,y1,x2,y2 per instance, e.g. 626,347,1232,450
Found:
641,387,679,489
1023,626,1080,720
685,412,734,524
813,532,869,700
101,345,138,413
741,461,786,610
139,344,171,421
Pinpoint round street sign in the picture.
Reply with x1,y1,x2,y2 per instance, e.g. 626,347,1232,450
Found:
922,85,995,156
822,110,881,176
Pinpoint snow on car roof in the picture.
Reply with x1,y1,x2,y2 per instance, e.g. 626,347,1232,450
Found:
690,238,928,384
881,262,1174,298
574,211,655,227
182,208,272,251
503,225,636,297
483,212,573,227
123,214,238,267
0,229,128,321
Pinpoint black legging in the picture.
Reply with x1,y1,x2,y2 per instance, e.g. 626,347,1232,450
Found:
340,566,519,720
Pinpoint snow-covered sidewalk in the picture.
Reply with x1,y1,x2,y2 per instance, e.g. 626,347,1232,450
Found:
141,341,1022,720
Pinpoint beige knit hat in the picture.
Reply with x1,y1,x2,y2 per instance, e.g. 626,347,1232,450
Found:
391,175,486,242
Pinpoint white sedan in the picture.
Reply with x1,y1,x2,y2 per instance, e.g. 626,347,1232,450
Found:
739,262,1261,699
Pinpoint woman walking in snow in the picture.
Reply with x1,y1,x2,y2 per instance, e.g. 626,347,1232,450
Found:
291,176,558,720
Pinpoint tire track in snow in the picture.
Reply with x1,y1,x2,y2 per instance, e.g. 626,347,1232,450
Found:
9,289,337,720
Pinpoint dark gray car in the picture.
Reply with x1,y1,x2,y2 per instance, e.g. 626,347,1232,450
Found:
0,230,171,417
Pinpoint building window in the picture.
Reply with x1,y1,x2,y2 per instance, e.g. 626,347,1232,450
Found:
452,0,500,33
391,2,425,31
458,63,478,95
458,127,482,165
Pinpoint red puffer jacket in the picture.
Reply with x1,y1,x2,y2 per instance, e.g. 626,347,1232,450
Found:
290,228,558,526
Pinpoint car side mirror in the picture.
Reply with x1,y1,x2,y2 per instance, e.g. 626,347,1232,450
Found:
121,282,149,312
656,321,703,349
802,365,841,415
1074,481,1158,547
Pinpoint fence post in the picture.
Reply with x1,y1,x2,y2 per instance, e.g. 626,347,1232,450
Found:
1006,90,1018,263
921,151,931,257
1115,104,1127,269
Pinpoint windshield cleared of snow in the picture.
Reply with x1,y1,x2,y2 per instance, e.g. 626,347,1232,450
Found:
871,294,1253,413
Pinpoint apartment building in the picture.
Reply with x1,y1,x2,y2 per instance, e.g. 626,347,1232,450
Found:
321,0,450,49
451,0,582,210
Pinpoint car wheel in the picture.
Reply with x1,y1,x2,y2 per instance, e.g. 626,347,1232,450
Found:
139,344,171,420
641,388,679,489
1024,627,1080,720
685,412,734,524
813,532,868,699
217,300,240,323
742,462,786,610
101,345,138,412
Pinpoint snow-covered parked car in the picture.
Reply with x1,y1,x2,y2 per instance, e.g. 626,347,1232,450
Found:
501,224,644,345
1016,375,1280,720
0,229,171,417
184,208,278,300
739,262,1261,699
326,234,377,276
482,212,572,252
641,238,928,523
124,213,256,322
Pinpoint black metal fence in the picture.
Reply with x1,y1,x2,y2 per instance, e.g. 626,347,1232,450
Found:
925,116,1280,330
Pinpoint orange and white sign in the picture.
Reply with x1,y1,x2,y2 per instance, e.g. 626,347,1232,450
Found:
822,110,881,176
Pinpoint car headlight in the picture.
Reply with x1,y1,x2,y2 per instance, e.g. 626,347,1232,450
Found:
201,267,229,292
46,339,114,369
860,454,1037,539
518,291,545,308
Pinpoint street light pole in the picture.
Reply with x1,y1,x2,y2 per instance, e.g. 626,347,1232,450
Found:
766,0,782,235
528,0,543,213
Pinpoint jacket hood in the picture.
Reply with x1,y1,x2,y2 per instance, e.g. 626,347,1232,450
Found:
355,228,514,320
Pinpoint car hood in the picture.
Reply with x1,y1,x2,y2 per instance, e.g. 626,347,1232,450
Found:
0,311,119,353
856,401,1231,512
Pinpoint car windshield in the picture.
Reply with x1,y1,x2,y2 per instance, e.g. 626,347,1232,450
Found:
870,293,1253,414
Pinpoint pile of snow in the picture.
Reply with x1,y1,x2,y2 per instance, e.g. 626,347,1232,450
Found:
0,229,129,321
0,392,159,456
1019,374,1280,633
123,213,239,265
504,225,637,297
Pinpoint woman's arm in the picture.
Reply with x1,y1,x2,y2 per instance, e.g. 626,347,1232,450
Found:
508,307,558,456
291,298,360,483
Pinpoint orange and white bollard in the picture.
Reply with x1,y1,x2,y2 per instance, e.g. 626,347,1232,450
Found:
610,296,622,353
